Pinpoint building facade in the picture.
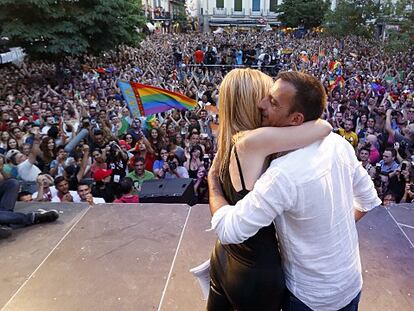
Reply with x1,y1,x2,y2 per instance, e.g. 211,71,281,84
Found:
143,0,186,20
195,0,340,31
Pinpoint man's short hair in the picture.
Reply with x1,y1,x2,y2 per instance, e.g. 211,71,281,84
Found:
17,191,32,201
359,146,370,154
276,71,327,122
54,176,67,186
384,147,396,158
119,177,133,194
134,157,145,165
77,181,91,189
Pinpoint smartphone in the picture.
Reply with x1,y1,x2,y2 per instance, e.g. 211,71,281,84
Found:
401,163,407,171
375,163,382,174
410,184,414,193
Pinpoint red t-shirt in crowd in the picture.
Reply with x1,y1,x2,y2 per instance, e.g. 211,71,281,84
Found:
194,50,204,64
129,153,155,173
114,195,139,203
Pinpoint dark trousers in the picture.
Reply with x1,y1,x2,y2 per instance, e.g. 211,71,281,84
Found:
282,290,361,311
0,179,33,226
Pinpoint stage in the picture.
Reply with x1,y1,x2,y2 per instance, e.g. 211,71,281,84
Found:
0,203,413,311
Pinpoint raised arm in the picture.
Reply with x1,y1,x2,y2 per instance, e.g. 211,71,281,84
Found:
237,119,332,158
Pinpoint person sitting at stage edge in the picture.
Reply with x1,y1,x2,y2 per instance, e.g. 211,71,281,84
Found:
113,178,139,203
51,176,81,203
77,181,105,205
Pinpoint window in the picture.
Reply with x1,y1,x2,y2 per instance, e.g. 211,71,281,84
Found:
234,0,242,11
216,0,224,9
252,0,260,11
269,0,278,12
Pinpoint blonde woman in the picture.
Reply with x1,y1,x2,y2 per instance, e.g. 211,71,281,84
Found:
207,69,332,310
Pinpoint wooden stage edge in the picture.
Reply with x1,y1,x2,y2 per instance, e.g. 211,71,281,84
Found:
0,202,413,311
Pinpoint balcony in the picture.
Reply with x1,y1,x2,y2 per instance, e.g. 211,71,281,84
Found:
231,8,245,16
264,10,279,17
250,9,263,16
213,8,227,16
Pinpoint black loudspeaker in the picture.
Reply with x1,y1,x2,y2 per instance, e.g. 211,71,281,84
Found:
140,178,196,206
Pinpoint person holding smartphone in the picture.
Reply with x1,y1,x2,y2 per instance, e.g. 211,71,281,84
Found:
401,178,414,203
389,161,412,202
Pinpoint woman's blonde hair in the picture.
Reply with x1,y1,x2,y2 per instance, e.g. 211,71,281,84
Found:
216,68,273,203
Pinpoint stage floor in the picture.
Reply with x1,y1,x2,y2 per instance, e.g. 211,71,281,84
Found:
0,202,413,311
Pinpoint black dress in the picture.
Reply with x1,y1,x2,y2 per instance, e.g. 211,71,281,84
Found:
207,147,285,311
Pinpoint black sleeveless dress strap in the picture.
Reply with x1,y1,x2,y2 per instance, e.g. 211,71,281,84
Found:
207,146,286,311
233,146,250,196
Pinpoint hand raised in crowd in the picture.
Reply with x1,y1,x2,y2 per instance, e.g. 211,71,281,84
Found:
82,144,90,153
62,193,73,202
84,193,94,206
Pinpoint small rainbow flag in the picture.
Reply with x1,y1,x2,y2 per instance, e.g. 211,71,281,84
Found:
328,76,345,92
328,60,341,72
118,81,197,117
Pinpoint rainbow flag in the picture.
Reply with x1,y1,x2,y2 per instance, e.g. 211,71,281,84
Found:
118,81,197,117
328,60,341,72
370,81,385,96
328,76,345,92
144,115,158,129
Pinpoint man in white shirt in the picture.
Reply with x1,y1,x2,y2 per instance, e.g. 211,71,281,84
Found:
51,176,81,203
209,72,381,311
77,182,105,205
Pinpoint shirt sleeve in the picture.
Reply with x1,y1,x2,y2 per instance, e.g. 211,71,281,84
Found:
153,160,161,172
211,166,296,244
353,161,382,211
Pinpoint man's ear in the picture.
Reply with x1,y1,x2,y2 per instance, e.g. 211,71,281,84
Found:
288,112,305,126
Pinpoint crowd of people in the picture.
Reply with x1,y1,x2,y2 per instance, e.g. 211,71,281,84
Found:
0,29,413,209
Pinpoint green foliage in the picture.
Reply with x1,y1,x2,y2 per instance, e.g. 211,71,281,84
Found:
277,0,330,29
0,0,146,59
323,0,379,38
385,10,414,52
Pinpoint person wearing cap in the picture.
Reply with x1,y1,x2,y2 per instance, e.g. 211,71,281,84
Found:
91,168,116,203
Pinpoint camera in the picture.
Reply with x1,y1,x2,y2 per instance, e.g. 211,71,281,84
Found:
168,161,177,171
109,142,118,153
203,154,210,170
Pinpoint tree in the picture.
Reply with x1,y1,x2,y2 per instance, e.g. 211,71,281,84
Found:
385,10,414,52
277,0,330,29
377,0,414,52
323,0,379,38
0,0,146,59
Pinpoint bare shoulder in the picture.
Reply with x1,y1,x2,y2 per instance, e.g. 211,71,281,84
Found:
229,141,267,192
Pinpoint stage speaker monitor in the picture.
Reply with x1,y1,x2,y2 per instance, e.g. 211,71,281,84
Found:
140,178,196,206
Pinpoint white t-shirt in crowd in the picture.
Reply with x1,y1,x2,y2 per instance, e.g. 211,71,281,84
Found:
17,159,41,182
